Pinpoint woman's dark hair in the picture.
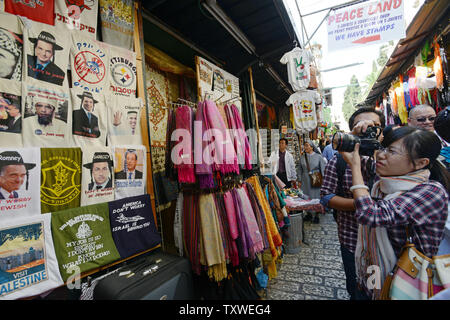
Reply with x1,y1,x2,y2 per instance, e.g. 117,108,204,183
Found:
348,107,386,130
382,126,450,193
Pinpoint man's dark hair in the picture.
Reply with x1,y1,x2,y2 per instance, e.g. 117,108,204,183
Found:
279,138,288,145
434,106,450,143
348,107,385,130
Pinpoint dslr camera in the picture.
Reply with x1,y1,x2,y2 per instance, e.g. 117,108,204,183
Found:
332,126,382,157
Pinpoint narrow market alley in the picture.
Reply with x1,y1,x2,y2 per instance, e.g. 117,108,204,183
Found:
267,213,349,300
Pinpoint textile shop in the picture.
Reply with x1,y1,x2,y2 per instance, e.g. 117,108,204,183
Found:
0,0,325,300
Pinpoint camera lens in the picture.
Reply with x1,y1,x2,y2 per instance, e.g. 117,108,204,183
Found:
332,132,359,152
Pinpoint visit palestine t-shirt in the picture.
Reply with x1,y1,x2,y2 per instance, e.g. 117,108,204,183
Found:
286,90,321,134
51,202,121,282
280,47,313,91
40,148,81,214
0,213,64,300
109,194,161,259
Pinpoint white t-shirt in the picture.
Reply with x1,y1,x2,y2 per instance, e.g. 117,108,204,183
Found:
280,47,314,91
286,90,321,134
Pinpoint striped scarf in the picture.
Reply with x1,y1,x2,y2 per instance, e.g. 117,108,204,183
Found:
182,192,201,275
355,169,431,299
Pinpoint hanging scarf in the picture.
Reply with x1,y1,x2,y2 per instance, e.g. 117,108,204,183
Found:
198,193,227,282
194,101,214,188
223,190,239,240
204,100,239,175
165,106,178,181
175,105,196,184
236,187,264,258
174,192,184,256
244,182,270,250
224,104,241,172
231,188,251,259
215,193,239,267
355,169,431,299
183,192,201,275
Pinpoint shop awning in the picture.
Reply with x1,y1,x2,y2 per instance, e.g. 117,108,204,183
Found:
363,0,450,105
142,0,300,107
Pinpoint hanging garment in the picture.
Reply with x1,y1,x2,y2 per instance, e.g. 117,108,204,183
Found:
81,146,115,206
244,183,270,251
194,101,214,188
22,82,73,148
51,202,121,282
108,194,161,259
5,0,55,25
403,74,413,113
198,193,227,282
394,79,407,124
213,193,231,264
174,105,195,184
54,0,98,38
0,79,22,147
113,145,146,200
407,67,419,107
99,0,134,51
286,89,322,134
165,106,178,181
0,213,64,300
0,12,23,81
70,32,110,94
40,147,81,214
24,21,70,87
71,88,108,148
107,96,143,146
183,192,201,275
219,192,239,266
0,147,40,219
231,188,250,259
236,187,264,257
280,47,314,91
174,192,184,256
109,44,137,98
434,42,444,91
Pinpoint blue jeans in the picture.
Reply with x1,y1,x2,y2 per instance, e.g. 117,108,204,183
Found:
340,245,357,300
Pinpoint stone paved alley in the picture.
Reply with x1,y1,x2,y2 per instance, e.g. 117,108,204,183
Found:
267,213,350,300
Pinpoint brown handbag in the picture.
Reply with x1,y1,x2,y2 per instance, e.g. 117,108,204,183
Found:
304,154,322,187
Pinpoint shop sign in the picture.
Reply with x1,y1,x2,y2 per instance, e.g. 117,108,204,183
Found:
327,0,405,51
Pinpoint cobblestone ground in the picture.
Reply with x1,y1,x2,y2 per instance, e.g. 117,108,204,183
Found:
266,212,350,300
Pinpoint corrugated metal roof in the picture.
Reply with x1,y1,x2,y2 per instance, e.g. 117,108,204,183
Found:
364,0,450,105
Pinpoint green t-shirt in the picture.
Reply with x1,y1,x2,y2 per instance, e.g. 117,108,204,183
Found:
51,202,121,282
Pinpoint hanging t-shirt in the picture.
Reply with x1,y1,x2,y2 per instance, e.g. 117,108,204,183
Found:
54,0,98,38
286,90,321,134
71,88,107,148
0,12,24,81
0,148,40,219
40,148,81,214
0,213,64,300
280,47,313,91
23,21,70,87
22,82,73,148
70,31,110,94
81,146,115,206
109,44,137,98
0,79,22,147
107,96,143,146
4,0,54,26
113,145,146,200
50,202,121,282
99,0,134,51
109,194,161,259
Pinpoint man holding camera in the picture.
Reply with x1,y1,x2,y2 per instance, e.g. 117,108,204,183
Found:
320,107,385,300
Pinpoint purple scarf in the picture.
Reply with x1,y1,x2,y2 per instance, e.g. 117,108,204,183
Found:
231,189,250,258
194,101,214,188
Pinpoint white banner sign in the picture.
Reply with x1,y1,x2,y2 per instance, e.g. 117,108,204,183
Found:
327,0,405,51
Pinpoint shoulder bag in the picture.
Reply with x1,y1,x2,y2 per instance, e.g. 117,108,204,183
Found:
304,153,322,188
380,226,450,300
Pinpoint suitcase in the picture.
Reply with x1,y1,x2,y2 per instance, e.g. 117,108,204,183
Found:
93,251,195,300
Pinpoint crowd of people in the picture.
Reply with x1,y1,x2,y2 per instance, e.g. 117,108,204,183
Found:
269,103,450,300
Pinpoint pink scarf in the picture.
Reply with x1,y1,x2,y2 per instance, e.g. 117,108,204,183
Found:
236,186,264,257
223,190,239,240
204,100,239,175
194,101,214,188
175,105,196,184
226,104,252,170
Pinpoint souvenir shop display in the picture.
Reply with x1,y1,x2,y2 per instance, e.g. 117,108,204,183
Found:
286,89,322,134
113,145,146,200
4,0,55,26
0,148,41,218
280,46,314,92
0,213,64,300
107,96,143,146
54,0,98,38
81,147,114,206
109,44,137,98
99,0,134,51
0,12,23,81
0,79,23,147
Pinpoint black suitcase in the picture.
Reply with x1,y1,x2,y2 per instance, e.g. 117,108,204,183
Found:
93,251,195,300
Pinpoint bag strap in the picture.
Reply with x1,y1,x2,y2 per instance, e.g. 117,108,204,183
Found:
304,153,311,172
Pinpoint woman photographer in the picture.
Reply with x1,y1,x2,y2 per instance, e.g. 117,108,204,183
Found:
340,126,450,299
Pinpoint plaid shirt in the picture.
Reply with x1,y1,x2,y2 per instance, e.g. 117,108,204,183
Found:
320,155,375,253
355,181,449,257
